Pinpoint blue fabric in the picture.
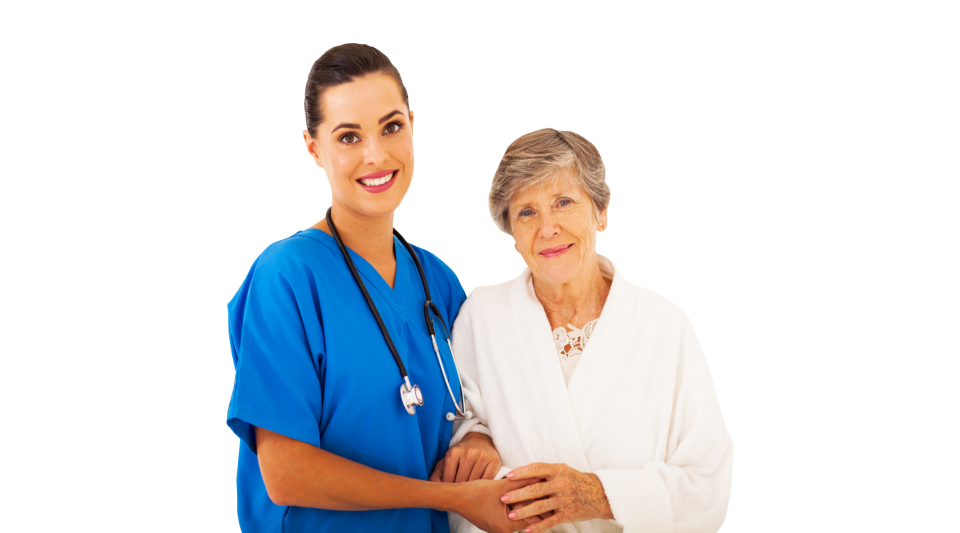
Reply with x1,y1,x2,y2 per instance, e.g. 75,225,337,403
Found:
227,228,466,533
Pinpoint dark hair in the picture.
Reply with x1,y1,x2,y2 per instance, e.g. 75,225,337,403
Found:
304,43,409,137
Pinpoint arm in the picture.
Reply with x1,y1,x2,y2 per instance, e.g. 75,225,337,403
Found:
504,315,733,533
256,426,460,510
256,426,541,533
433,299,512,483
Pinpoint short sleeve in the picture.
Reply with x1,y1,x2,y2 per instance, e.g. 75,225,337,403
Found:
226,249,325,454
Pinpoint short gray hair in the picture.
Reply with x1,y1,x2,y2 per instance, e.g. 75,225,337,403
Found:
489,128,609,235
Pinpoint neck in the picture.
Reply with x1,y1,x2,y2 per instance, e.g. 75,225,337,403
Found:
533,257,611,330
312,202,397,283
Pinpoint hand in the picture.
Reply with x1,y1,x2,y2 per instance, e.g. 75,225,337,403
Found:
508,499,554,523
430,432,502,483
500,463,614,533
456,478,544,533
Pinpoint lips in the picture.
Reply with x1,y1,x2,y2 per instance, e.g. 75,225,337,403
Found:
539,244,573,258
356,170,397,194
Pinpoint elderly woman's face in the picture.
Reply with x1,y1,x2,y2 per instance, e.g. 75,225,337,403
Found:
509,170,607,288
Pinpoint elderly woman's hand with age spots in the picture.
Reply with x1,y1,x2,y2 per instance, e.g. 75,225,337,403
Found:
499,463,613,533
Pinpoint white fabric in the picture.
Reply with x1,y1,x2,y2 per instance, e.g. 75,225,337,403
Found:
553,317,598,386
448,256,732,533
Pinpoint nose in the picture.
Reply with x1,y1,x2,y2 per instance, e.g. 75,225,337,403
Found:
538,211,561,240
363,136,388,167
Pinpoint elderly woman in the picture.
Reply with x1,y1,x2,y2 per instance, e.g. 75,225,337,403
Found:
443,129,733,533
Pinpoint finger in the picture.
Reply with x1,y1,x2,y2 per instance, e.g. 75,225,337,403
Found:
520,514,543,526
428,457,445,482
481,458,502,480
525,513,564,533
442,452,462,483
501,477,541,493
454,453,478,483
501,480,557,505
509,497,558,521
466,455,489,481
507,462,555,481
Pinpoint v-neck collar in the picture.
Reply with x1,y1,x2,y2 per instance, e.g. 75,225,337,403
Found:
299,228,410,323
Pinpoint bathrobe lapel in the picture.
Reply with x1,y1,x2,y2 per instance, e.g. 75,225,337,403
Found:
566,257,627,418
510,271,592,473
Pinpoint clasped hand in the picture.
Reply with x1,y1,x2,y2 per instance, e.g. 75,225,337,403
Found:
431,437,612,532
430,432,502,483
499,462,614,533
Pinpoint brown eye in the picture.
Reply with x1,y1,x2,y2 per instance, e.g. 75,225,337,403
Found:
339,132,360,144
383,121,403,135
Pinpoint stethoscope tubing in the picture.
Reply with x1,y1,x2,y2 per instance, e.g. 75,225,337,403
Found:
325,208,470,420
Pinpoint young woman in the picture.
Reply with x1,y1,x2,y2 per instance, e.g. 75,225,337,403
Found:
225,44,527,533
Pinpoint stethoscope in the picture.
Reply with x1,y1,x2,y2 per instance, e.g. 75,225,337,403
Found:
325,208,473,421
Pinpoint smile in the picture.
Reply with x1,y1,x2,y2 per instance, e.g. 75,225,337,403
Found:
357,170,397,193
539,244,573,258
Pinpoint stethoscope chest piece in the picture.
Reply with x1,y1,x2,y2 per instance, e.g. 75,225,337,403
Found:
400,379,424,415
325,207,471,421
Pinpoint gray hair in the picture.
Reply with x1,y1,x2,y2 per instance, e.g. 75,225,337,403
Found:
489,128,610,235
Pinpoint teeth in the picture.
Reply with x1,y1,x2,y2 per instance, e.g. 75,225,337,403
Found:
360,172,394,186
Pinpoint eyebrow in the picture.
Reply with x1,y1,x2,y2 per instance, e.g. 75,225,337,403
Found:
378,110,403,124
330,110,405,134
331,122,360,134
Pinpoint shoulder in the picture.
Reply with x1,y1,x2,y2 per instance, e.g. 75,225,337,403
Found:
457,277,517,319
238,231,349,292
609,268,694,334
230,231,336,307
407,243,467,317
254,232,332,274
408,244,461,287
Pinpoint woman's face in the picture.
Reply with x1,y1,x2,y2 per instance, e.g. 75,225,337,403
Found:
303,74,414,219
509,170,607,289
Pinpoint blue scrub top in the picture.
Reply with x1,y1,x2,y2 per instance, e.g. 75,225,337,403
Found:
226,228,466,533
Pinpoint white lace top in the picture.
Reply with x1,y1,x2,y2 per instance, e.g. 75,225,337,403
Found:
553,318,599,386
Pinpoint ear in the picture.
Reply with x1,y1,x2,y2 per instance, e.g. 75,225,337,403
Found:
409,110,414,133
598,208,608,231
303,130,323,168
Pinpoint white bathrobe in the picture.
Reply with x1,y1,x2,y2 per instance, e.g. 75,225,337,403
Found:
448,256,732,533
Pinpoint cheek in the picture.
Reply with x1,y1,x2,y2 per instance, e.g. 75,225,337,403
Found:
324,149,357,180
390,138,414,167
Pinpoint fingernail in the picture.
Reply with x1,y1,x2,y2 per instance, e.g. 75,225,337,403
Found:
508,512,516,519
500,495,509,502
507,471,514,479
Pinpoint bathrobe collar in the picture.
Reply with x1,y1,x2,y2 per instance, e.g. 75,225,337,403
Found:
509,255,627,472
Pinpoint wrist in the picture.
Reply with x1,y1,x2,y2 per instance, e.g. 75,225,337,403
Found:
586,473,615,520
460,432,492,445
432,479,468,514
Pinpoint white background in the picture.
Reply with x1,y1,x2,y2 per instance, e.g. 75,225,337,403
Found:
1,1,958,531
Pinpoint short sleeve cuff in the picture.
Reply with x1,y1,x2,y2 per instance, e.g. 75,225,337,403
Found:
227,407,322,454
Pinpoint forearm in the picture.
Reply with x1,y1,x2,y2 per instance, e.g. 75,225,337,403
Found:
256,426,465,512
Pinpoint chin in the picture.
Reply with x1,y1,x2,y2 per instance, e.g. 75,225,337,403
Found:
536,262,579,286
355,187,409,217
